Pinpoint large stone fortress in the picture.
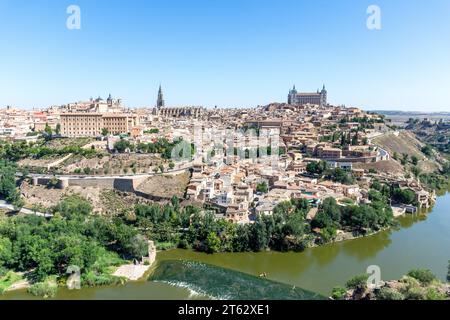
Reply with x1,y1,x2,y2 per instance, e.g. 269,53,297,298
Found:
153,86,205,118
288,85,327,107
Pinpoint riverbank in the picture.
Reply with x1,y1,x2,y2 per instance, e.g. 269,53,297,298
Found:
1,191,448,300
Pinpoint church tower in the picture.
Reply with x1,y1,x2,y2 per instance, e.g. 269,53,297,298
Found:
156,85,165,108
320,84,327,107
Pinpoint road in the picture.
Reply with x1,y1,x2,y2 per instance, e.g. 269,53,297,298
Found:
27,161,194,180
0,200,52,218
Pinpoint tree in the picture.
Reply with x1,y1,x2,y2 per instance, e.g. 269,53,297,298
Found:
205,232,221,253
306,161,329,175
101,128,109,137
351,132,359,145
0,161,24,208
411,155,419,165
393,152,399,161
345,274,369,290
168,162,175,170
421,145,433,156
312,197,341,230
114,139,131,153
401,153,409,165
249,218,269,252
256,181,268,194
44,123,52,136
55,124,61,135
331,286,347,300
411,166,421,178
53,195,92,220
362,137,368,145
0,236,13,267
392,188,416,205
407,269,436,285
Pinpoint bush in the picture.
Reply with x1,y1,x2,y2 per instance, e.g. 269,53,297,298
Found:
407,269,436,285
28,281,58,298
403,286,426,300
376,287,404,300
177,239,191,250
331,286,347,300
426,287,446,300
156,242,177,251
82,271,124,287
345,274,369,290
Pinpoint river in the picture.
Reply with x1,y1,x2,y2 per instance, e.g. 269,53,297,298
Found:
2,191,449,300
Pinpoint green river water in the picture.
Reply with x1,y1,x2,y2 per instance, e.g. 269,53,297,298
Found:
2,191,449,300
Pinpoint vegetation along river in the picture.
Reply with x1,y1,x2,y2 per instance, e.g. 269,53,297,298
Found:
3,191,449,300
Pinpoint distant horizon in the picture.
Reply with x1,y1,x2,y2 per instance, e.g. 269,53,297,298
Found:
1,95,450,114
1,1,450,112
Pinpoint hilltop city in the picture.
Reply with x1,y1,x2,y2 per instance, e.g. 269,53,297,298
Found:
1,84,449,299
1,85,448,223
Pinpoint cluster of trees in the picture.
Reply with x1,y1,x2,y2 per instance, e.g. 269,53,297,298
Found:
122,197,313,254
311,195,394,242
0,195,148,287
126,194,394,254
132,138,193,160
392,188,416,205
306,161,329,175
306,161,356,185
0,140,97,162
325,168,356,185
371,179,417,206
0,161,24,208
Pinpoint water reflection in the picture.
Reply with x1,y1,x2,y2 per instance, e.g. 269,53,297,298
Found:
341,231,392,261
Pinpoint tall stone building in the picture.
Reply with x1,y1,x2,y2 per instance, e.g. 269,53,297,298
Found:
288,85,327,107
156,85,165,108
153,85,205,118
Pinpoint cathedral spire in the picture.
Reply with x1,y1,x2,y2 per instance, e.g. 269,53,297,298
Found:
157,84,165,108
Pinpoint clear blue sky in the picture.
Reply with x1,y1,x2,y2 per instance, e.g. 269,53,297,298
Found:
1,0,449,111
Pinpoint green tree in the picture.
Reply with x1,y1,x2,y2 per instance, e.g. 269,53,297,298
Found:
101,128,109,137
44,123,52,136
393,152,399,161
392,188,416,205
256,181,268,194
205,232,221,253
331,286,347,300
0,236,13,267
345,274,369,290
407,269,436,285
53,195,92,219
114,139,131,153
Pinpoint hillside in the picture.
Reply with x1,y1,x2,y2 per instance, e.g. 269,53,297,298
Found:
373,131,425,159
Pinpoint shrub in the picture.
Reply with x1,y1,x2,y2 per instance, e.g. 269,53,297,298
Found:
331,286,347,300
403,286,426,300
82,271,124,288
156,242,177,251
376,287,404,300
345,274,369,290
426,287,446,300
407,269,436,285
28,281,58,298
